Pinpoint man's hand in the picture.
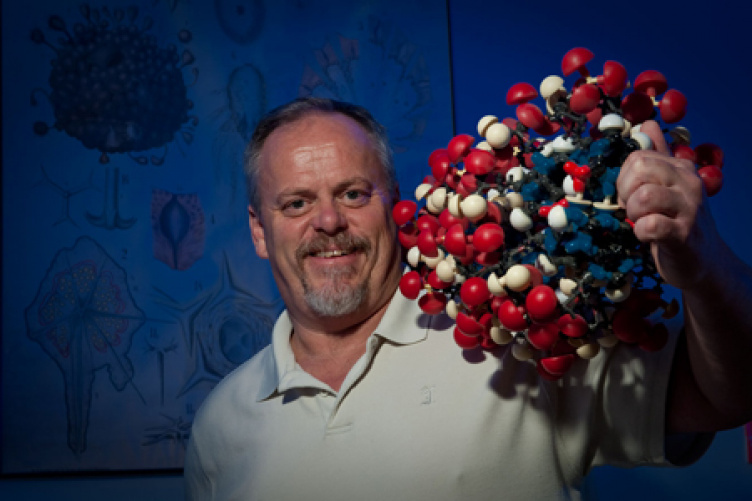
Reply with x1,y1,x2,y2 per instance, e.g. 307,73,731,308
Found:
617,121,718,290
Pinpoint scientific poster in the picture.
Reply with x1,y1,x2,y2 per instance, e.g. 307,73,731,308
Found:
1,0,453,473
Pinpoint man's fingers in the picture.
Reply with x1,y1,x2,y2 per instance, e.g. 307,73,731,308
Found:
639,120,669,155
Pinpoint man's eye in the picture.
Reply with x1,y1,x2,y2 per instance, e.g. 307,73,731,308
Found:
282,199,308,214
343,190,369,205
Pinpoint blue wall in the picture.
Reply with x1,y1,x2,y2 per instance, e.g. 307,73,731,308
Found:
3,0,752,498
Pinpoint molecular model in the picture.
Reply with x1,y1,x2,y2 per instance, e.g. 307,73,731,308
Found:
394,47,725,381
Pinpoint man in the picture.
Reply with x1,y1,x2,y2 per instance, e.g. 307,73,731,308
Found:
185,97,752,500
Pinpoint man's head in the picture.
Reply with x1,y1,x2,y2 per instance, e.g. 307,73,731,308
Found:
244,98,397,213
245,98,402,327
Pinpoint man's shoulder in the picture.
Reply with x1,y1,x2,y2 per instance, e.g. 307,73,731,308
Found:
192,345,275,425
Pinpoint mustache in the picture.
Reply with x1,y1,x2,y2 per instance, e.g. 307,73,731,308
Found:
296,232,371,261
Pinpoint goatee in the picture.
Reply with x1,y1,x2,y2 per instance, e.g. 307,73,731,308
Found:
296,233,372,317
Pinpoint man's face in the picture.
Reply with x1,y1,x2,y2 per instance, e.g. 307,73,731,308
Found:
248,113,402,327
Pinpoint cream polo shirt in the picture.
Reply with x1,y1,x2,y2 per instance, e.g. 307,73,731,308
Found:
185,289,697,501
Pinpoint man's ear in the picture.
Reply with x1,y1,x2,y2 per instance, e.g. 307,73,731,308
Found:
248,205,269,259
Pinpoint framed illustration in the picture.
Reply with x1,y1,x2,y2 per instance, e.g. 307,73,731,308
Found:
1,0,454,473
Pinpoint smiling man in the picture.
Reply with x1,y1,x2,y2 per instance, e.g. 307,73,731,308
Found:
245,108,402,390
184,98,752,500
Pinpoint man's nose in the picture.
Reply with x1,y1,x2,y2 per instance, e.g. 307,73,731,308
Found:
311,199,347,234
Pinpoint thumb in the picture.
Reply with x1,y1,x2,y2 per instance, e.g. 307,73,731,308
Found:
639,120,669,154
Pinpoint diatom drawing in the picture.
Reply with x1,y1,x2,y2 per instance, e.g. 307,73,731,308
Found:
142,413,191,448
213,63,267,204
25,236,145,455
36,164,94,227
214,0,265,44
30,4,200,230
151,189,206,271
298,15,433,154
30,4,198,166
154,254,279,396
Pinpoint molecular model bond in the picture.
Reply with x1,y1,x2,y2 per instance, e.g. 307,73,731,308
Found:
394,47,725,381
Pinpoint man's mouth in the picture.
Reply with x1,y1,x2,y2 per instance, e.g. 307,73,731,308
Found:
297,233,371,263
312,249,351,258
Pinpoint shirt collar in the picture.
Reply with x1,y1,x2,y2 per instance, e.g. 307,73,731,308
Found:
256,288,429,401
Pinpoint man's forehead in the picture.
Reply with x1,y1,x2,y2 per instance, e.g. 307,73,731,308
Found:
269,112,369,147
292,142,337,165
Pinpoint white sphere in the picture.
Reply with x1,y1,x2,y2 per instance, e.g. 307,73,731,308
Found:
407,246,422,268
460,194,487,220
486,122,512,149
415,183,432,200
551,135,575,153
562,175,577,196
506,166,525,183
510,208,533,232
505,264,531,292
422,249,444,269
436,259,455,283
631,131,653,150
445,300,459,319
487,272,507,296
477,115,498,137
547,205,569,231
535,253,558,276
490,326,514,345
512,343,534,361
539,75,565,99
576,342,600,359
598,113,626,133
605,283,631,303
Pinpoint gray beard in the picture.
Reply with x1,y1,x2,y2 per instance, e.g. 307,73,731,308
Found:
302,265,368,317
296,232,371,317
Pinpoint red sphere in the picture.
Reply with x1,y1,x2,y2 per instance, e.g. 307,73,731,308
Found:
527,322,560,350
457,310,484,336
416,214,440,234
399,271,423,300
429,149,451,180
447,134,475,163
671,144,697,163
426,270,452,290
525,285,559,322
694,143,724,168
460,277,490,307
562,47,594,76
454,326,480,349
600,60,628,97
398,223,419,249
417,230,439,258
439,208,468,230
516,103,546,131
392,200,417,226
539,354,575,376
506,82,538,105
621,92,654,125
473,223,505,253
557,314,588,338
444,223,469,257
498,299,528,331
659,89,687,123
634,70,668,97
418,291,447,315
464,149,496,176
698,165,723,196
569,83,601,114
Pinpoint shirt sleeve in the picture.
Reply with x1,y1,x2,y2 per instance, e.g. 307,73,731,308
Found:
184,425,214,501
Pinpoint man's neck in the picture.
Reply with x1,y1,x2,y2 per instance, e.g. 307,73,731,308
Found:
289,296,392,392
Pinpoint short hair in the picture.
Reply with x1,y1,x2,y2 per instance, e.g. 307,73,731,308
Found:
243,97,396,210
